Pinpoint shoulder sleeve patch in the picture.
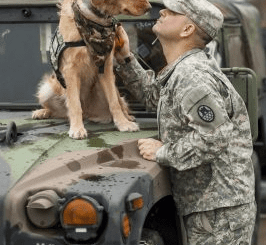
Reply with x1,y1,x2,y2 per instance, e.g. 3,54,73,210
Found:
198,105,215,122
181,87,227,134
181,87,211,114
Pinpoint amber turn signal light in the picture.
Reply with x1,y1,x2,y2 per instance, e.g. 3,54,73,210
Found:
126,193,144,212
122,213,131,238
62,198,98,226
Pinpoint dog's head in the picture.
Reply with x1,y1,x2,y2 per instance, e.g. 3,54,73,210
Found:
82,0,151,17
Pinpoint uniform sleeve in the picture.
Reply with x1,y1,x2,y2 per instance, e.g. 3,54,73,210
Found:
116,54,160,110
156,85,233,171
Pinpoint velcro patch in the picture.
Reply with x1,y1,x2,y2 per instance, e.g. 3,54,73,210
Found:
182,87,227,134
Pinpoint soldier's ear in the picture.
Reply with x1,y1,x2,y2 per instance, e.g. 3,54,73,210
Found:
180,23,195,38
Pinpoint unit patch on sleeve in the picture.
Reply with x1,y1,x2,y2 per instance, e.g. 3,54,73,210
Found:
181,86,227,134
197,105,215,122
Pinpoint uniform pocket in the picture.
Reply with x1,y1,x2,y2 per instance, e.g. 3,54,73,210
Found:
181,87,211,114
185,211,215,234
225,202,256,231
201,212,213,233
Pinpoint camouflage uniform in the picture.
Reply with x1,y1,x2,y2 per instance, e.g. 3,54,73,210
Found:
184,202,256,244
116,48,256,244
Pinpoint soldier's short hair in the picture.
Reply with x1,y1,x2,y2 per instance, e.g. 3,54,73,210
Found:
195,25,213,47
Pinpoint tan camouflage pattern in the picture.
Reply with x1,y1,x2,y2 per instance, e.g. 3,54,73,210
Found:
72,1,116,68
116,48,255,216
163,0,224,39
184,202,256,244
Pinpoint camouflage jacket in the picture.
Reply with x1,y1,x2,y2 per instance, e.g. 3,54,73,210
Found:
116,48,255,215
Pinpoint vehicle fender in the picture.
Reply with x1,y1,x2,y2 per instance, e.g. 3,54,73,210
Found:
0,155,12,245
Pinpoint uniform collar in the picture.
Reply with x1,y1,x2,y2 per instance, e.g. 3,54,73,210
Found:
158,48,202,86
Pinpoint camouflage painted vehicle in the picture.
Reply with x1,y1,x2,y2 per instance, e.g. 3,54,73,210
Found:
0,0,265,244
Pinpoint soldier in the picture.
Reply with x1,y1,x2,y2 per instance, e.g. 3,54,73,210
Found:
115,0,256,244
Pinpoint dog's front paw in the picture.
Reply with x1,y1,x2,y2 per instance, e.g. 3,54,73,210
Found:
32,109,51,119
115,121,139,132
127,114,136,122
69,127,88,139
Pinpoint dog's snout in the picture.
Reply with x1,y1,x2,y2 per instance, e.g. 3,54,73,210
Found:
144,3,152,13
120,0,152,16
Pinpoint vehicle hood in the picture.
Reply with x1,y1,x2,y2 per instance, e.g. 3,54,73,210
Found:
0,113,157,188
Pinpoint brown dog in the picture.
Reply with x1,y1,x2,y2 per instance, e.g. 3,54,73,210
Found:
32,0,151,139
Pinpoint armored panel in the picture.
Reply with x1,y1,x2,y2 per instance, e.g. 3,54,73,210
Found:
222,67,258,141
0,4,58,109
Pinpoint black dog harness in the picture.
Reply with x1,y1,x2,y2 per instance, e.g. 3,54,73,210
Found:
49,29,86,88
49,1,118,88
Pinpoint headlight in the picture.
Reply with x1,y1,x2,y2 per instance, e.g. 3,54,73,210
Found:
26,190,60,228
61,196,104,242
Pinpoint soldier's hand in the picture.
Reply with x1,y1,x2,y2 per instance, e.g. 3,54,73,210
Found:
115,25,131,62
138,138,163,161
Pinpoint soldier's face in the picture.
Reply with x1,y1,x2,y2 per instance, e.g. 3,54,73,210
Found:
152,8,189,41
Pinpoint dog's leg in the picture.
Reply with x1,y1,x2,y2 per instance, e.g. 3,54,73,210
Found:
64,69,88,139
98,51,139,132
32,108,52,120
116,88,136,122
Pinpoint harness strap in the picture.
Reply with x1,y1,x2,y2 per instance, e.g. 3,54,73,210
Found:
58,40,87,88
89,4,112,20
49,28,86,88
55,40,86,88
65,40,86,48
72,1,116,71
49,1,117,88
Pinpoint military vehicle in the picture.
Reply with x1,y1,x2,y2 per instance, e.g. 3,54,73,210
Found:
0,0,265,244
248,0,266,54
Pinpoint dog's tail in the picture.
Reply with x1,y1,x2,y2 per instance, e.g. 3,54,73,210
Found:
35,72,67,118
37,72,65,105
